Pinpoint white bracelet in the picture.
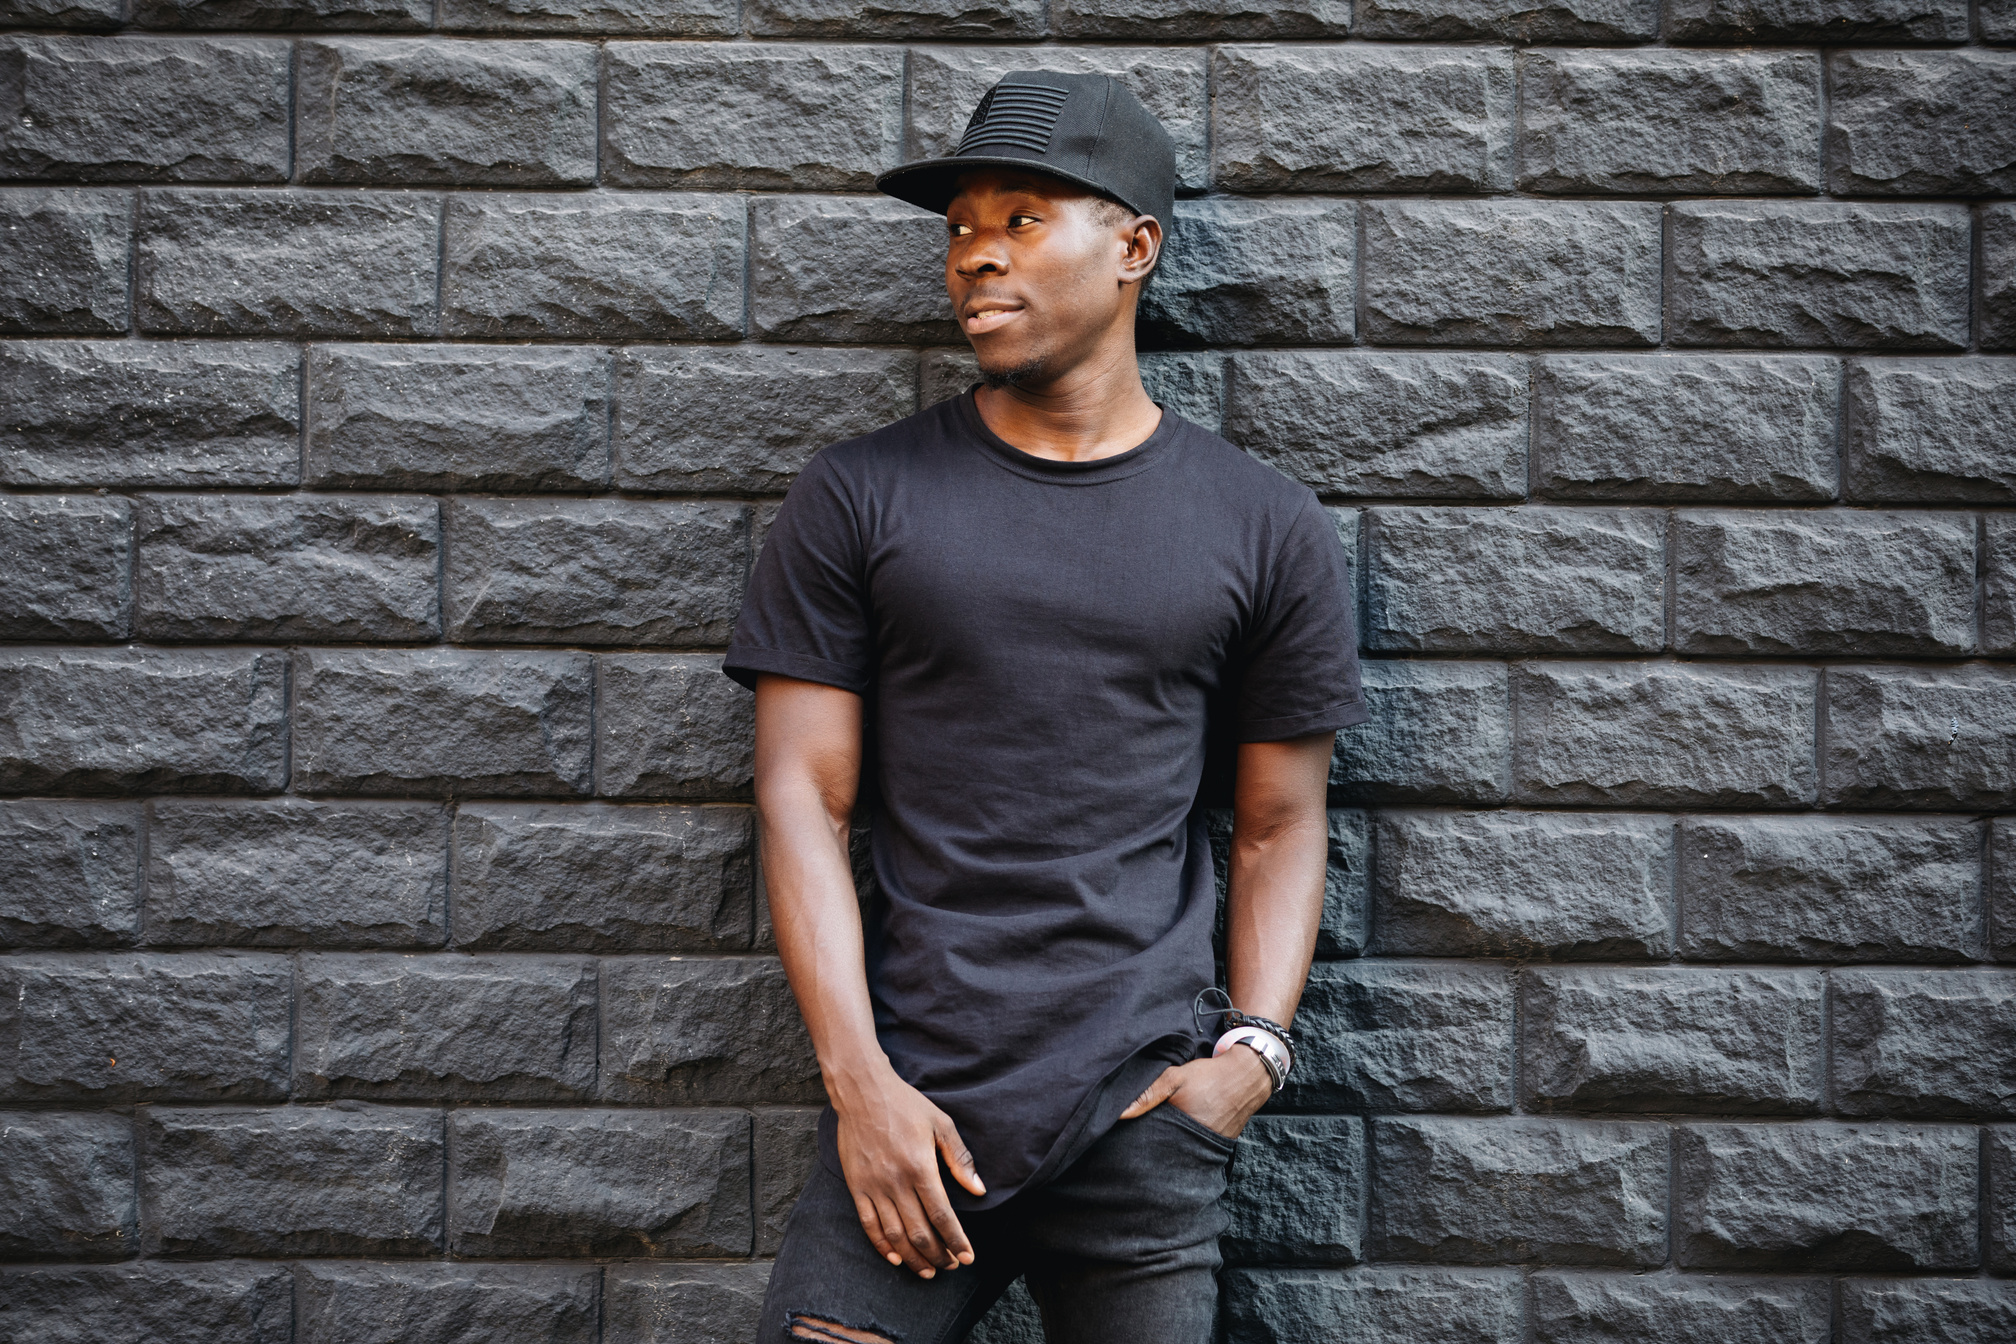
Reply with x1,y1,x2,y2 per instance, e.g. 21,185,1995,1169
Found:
1214,1026,1290,1092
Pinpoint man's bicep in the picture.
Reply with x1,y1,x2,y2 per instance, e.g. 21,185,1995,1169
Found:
1231,732,1334,832
754,673,865,824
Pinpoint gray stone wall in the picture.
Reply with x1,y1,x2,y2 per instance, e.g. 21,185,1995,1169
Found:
0,0,2012,1339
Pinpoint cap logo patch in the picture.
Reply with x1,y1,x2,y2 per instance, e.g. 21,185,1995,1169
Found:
957,81,1072,156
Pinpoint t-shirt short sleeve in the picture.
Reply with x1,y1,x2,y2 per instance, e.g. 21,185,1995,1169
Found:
722,452,873,695
1235,497,1370,741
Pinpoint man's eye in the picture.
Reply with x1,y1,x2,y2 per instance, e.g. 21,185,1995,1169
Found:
948,223,972,237
1008,214,1038,228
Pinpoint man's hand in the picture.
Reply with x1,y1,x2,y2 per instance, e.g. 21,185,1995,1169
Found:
833,1065,988,1279
1118,1046,1273,1139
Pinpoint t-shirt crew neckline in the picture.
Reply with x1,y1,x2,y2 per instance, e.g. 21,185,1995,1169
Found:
956,386,1176,486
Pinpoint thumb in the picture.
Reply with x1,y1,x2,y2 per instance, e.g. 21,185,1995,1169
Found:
1119,1065,1182,1120
936,1119,987,1197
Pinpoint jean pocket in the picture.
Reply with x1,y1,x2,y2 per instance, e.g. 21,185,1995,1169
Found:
1152,1101,1240,1155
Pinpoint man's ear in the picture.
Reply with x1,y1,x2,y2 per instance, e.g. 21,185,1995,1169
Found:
1120,215,1162,285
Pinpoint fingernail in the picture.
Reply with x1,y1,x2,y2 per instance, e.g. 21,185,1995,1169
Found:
920,1269,935,1279
886,1253,902,1265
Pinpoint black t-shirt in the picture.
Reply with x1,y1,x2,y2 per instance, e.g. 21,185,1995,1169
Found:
723,389,1368,1208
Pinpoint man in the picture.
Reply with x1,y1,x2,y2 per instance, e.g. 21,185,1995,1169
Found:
724,71,1367,1344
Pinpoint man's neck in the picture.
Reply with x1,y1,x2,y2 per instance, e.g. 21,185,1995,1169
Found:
971,342,1164,464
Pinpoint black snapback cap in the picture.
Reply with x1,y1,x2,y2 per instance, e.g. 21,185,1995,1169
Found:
876,71,1176,229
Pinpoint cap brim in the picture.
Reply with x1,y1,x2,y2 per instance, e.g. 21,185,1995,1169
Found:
875,157,1149,219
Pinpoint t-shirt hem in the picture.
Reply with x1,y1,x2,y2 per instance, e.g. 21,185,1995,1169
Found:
1237,697,1371,742
721,645,870,695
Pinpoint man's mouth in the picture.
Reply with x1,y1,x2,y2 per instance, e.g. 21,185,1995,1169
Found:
962,303,1024,334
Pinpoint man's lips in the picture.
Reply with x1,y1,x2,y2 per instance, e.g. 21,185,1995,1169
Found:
961,302,1024,335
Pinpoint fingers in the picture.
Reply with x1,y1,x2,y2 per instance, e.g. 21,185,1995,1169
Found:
892,1185,955,1276
1118,1065,1182,1119
935,1120,987,1199
853,1181,957,1277
851,1189,905,1269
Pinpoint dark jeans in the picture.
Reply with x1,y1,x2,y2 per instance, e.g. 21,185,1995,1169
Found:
760,1103,1237,1344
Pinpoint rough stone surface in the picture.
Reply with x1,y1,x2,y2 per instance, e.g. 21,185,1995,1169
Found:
443,193,744,339
0,339,300,488
1674,1122,1978,1270
297,38,596,187
1996,820,2016,964
292,649,595,798
1140,197,1354,347
604,42,903,190
751,0,1040,34
1530,1272,1831,1344
1989,517,2016,656
1513,663,1818,808
1371,1117,1668,1266
1828,51,2016,197
1224,1267,1523,1344
295,1262,600,1344
1673,510,1975,657
1845,357,2016,503
0,800,140,948
1665,0,1966,38
1224,352,1528,499
1679,815,1983,963
1329,661,1511,805
0,1263,294,1344
307,343,611,493
143,1105,444,1257
1841,1279,2016,1344
1822,665,2016,809
596,654,755,800
437,0,735,32
1355,0,1651,36
0,648,288,796
0,1112,134,1260
1522,967,1824,1114
1832,970,2016,1119
0,36,290,183
0,187,130,333
1211,45,1512,193
147,800,448,948
751,194,956,344
1284,961,1513,1113
1992,1126,2016,1272
753,1108,820,1256
1669,202,1971,350
135,493,440,643
1223,1115,1364,1265
1055,0,1344,37
1984,206,2016,350
1520,50,1820,195
449,1108,750,1257
615,346,916,493
0,494,131,640
1533,355,1838,502
446,498,746,646
132,0,431,26
0,0,122,22
603,1263,773,1344
600,955,822,1104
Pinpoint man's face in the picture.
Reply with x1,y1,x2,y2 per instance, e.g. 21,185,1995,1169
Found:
944,169,1159,389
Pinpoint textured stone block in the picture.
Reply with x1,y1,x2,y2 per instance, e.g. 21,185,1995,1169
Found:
0,1112,134,1259
1828,51,2016,196
1055,0,1343,37
1365,507,1662,655
1675,510,1974,657
750,194,954,344
1523,967,1823,1114
0,952,289,1101
135,493,439,643
0,1263,293,1344
1533,354,1838,502
1371,1117,1667,1266
0,801,139,948
1992,1126,2016,1271
0,494,130,640
0,648,287,795
1531,1272,1830,1344
450,1108,751,1257
454,803,753,952
307,343,610,493
1140,351,1227,432
603,1263,773,1344
1991,517,2016,656
0,0,121,22
754,1107,820,1256
1364,200,1660,347
1520,50,1820,195
1669,202,1970,350
1832,970,2016,1118
443,193,743,339
147,800,447,948
132,0,431,26
1224,1267,1523,1344
1997,820,2016,963
144,1105,444,1256
1665,0,1966,38
1374,810,1672,960
1212,45,1511,193
600,955,821,1104
447,498,745,646
137,189,439,337
1513,663,1818,808
597,654,754,800
439,0,735,32
1223,1115,1364,1265
293,649,594,798
1986,0,2016,38
615,346,915,493
296,1262,599,1344
1677,1122,1978,1269
1842,1279,2016,1344
1140,197,1353,347
0,339,299,488
1355,0,1652,37
1284,961,1512,1114
751,0,1038,33
1822,665,2016,809
1845,357,2016,503
1223,351,1527,498
0,187,129,333
1329,661,1510,805
605,42,902,190
907,47,1208,193
0,37,289,183
296,953,596,1101
1985,206,2016,350
297,39,596,187
1680,816,1983,963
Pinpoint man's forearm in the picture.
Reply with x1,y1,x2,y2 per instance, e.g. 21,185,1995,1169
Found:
1221,733,1335,1027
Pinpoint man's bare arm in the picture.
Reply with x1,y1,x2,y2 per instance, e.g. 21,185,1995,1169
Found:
1121,731,1336,1136
754,673,985,1279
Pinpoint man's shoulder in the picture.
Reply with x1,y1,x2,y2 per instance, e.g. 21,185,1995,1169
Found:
1165,414,1319,514
808,396,964,479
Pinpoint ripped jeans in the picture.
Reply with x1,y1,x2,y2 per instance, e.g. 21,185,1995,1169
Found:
759,1103,1236,1344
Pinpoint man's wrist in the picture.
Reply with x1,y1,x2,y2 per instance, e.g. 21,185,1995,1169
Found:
820,1051,900,1111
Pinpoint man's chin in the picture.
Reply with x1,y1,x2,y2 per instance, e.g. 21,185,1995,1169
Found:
977,354,1046,390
